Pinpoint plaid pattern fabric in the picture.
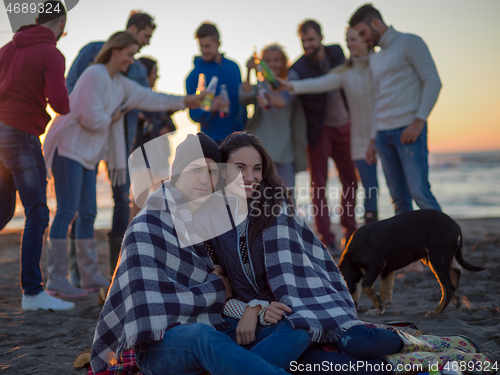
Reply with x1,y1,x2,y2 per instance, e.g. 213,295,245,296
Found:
87,350,141,375
263,204,363,342
90,182,229,374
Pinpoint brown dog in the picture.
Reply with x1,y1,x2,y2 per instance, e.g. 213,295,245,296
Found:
338,210,485,316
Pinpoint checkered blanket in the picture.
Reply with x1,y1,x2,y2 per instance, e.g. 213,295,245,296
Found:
262,204,363,342
90,182,228,374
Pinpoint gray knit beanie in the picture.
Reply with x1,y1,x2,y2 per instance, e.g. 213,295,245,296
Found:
170,133,221,184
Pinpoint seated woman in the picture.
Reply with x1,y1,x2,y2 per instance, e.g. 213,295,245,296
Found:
194,132,493,374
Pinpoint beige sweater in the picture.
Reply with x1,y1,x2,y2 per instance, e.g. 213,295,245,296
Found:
43,64,185,185
370,26,441,133
291,54,374,161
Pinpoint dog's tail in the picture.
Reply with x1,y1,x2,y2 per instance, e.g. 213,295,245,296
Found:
455,231,486,272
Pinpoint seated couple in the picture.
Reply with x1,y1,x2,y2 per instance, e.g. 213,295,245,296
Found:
90,132,493,375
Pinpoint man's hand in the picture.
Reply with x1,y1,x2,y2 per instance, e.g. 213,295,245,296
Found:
184,91,208,109
263,301,292,324
213,266,232,299
365,140,377,165
400,118,425,144
236,305,260,345
210,95,228,113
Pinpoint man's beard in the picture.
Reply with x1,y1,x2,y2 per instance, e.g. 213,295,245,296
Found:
306,45,321,58
370,27,381,47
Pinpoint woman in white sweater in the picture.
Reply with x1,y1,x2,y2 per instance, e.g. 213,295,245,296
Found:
281,28,378,224
43,31,203,297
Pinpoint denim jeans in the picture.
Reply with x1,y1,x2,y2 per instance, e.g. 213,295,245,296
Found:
293,345,392,375
354,160,378,213
50,150,97,239
375,125,441,215
222,317,311,369
0,122,48,295
334,325,403,359
109,171,130,235
135,323,289,375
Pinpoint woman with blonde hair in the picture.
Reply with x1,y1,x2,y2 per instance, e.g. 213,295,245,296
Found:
239,44,307,191
43,31,203,298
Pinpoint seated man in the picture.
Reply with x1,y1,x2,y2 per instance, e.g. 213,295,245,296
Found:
90,132,289,375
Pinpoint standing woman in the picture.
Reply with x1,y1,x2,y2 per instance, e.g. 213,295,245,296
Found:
281,28,379,223
43,31,202,297
239,44,307,191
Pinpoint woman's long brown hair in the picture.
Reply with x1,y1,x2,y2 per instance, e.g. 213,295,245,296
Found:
220,132,294,245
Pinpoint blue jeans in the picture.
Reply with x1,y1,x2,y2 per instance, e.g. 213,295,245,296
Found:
109,171,130,235
222,317,311,369
354,160,378,213
135,323,290,375
0,122,48,295
293,345,391,374
50,150,97,239
375,125,441,214
334,325,402,359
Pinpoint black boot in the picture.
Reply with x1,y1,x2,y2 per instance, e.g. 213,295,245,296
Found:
364,210,378,224
107,232,124,278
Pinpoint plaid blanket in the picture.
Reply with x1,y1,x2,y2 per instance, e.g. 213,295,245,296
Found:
262,204,363,342
90,182,229,374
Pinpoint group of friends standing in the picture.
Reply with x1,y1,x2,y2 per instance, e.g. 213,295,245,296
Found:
0,2,485,375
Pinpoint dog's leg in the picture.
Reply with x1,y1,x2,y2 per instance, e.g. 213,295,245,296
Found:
380,271,396,310
450,266,462,309
425,262,456,316
362,262,387,315
352,278,363,307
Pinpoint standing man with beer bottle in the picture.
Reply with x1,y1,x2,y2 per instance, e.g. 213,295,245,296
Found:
185,22,246,144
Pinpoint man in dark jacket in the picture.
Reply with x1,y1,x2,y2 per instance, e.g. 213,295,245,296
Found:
289,20,357,255
0,1,74,311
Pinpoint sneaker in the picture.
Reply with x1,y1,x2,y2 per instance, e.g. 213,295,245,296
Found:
325,242,342,257
22,291,75,311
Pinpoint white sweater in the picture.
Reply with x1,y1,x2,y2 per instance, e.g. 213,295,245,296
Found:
370,26,441,134
43,64,185,183
291,54,374,161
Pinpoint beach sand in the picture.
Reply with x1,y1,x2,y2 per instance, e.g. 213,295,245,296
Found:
0,218,499,374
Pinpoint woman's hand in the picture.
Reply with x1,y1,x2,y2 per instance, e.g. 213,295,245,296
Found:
263,301,292,324
246,56,256,71
111,106,126,123
236,305,260,345
213,266,233,299
275,77,293,92
365,140,377,165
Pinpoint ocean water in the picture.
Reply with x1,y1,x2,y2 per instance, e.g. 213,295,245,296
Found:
4,150,500,230
296,150,500,223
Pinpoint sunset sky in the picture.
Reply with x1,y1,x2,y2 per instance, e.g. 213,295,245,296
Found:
1,0,499,154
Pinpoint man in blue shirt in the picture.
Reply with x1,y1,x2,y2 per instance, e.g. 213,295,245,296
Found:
64,12,155,284
185,22,246,144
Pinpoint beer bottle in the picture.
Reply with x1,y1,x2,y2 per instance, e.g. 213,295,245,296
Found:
219,84,230,117
257,82,271,110
201,76,218,112
253,47,265,83
260,60,280,89
196,73,206,95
